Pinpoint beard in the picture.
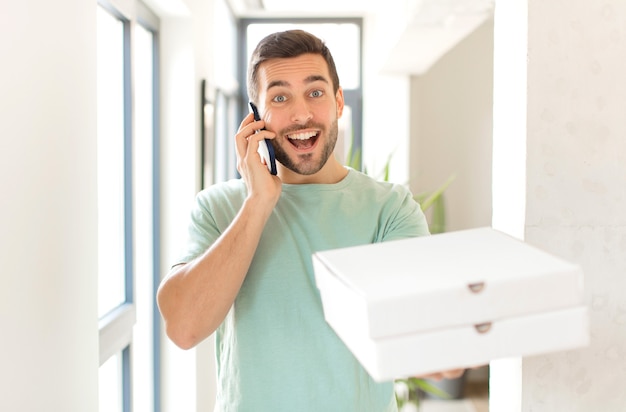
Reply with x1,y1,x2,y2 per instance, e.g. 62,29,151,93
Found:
272,118,339,176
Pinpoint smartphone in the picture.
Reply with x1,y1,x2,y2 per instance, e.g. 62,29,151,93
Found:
249,102,277,175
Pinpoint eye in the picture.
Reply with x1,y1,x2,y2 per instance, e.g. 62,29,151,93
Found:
272,95,286,103
310,90,324,98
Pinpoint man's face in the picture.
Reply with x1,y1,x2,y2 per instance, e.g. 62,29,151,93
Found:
255,53,344,177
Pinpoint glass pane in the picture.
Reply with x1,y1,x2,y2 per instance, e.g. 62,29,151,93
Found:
133,23,155,412
336,104,353,164
246,23,361,90
99,352,123,412
97,6,126,318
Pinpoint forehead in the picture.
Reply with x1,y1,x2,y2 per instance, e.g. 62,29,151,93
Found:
257,53,331,89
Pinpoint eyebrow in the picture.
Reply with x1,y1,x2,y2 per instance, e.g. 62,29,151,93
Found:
267,75,329,91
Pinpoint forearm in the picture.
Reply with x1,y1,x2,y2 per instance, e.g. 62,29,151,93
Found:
157,196,273,349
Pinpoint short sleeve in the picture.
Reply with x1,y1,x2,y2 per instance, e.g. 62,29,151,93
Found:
380,185,430,242
173,192,222,266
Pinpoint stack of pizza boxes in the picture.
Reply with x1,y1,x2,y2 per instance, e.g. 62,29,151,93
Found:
313,227,589,381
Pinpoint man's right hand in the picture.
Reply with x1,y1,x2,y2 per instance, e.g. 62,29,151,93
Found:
235,112,282,209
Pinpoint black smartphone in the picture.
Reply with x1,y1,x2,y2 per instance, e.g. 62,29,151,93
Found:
249,102,277,175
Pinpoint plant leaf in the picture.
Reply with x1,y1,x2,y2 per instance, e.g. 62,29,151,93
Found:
410,377,452,400
416,174,456,212
429,195,446,234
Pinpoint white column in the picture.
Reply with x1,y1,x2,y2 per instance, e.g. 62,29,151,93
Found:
490,0,527,411
492,0,626,411
523,0,626,410
0,1,99,410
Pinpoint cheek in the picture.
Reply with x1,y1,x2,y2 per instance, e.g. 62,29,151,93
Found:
264,111,289,132
310,105,332,122
324,107,338,122
264,112,276,129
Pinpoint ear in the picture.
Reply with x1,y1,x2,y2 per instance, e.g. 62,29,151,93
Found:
335,87,345,118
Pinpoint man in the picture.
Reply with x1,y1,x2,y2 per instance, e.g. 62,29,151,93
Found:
157,30,462,411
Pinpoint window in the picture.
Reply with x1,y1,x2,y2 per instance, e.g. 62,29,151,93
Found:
97,6,132,411
99,351,125,412
238,19,363,171
208,0,239,185
97,3,128,321
245,22,361,90
132,18,161,412
97,2,161,411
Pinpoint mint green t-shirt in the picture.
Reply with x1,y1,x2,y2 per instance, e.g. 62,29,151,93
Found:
177,169,430,412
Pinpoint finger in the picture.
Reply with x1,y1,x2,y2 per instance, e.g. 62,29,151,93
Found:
416,372,443,381
415,368,465,381
237,111,255,131
441,369,465,380
237,112,266,137
234,113,255,157
238,133,277,178
245,131,264,157
235,113,272,157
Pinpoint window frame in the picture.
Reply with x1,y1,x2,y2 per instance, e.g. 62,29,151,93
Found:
96,4,134,411
97,1,161,411
134,7,163,411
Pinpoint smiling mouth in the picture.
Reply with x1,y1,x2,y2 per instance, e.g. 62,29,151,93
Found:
287,130,319,150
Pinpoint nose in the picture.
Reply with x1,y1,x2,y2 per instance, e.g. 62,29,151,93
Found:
290,98,313,124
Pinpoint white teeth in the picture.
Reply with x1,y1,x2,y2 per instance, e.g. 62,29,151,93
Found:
288,131,317,140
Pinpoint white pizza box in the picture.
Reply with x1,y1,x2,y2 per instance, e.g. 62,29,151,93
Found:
313,227,585,339
312,227,590,381
324,301,588,381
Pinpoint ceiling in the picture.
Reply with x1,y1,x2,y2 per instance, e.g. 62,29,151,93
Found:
231,0,380,15
229,0,494,75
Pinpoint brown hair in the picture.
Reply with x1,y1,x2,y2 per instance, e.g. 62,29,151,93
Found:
247,30,341,104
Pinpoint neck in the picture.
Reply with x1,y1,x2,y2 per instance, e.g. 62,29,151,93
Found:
277,156,348,184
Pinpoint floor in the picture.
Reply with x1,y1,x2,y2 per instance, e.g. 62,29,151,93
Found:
421,400,477,412
465,381,489,412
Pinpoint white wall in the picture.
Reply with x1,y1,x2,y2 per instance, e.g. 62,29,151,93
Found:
155,0,232,410
522,1,626,410
0,0,221,410
361,2,412,184
489,0,527,410
492,0,626,411
158,13,201,411
408,19,494,231
0,1,99,410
